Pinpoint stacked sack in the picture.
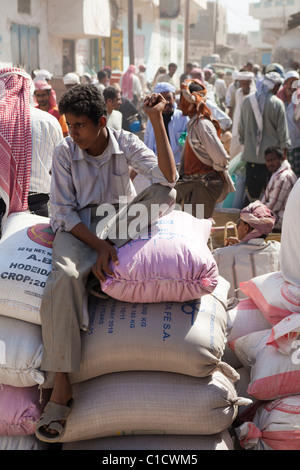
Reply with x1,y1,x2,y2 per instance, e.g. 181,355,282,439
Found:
60,210,251,450
0,211,55,450
0,210,250,450
224,271,300,450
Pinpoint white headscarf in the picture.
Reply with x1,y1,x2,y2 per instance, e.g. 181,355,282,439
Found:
256,71,284,114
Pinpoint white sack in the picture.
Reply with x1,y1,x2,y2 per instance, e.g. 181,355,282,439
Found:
0,212,53,325
230,320,300,400
0,315,45,387
240,271,300,325
236,395,300,450
281,178,300,288
227,298,272,343
0,435,48,450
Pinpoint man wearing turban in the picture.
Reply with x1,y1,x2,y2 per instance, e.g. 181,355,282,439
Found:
34,80,69,137
230,70,256,158
239,71,290,205
226,200,276,244
119,65,142,105
213,200,281,298
0,68,63,225
277,70,300,177
175,79,235,219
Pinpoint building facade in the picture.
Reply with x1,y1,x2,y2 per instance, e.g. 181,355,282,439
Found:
0,0,111,76
249,0,300,67
0,0,207,85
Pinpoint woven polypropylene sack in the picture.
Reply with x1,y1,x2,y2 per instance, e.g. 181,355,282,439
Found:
240,271,300,325
100,211,219,303
227,298,272,343
0,212,54,325
57,370,251,443
230,323,300,401
68,276,238,385
0,385,50,437
236,395,300,450
0,436,48,451
62,430,234,450
0,315,45,387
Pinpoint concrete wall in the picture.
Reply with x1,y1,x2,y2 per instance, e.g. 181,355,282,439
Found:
48,0,111,38
0,0,62,74
0,0,110,76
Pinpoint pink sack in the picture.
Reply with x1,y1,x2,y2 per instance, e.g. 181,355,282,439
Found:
101,211,219,303
0,385,50,436
240,271,300,325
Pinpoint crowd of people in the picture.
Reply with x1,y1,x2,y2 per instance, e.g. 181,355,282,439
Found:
50,59,300,234
0,56,299,444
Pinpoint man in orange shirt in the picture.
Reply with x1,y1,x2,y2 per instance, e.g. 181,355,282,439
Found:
175,79,235,219
34,80,69,137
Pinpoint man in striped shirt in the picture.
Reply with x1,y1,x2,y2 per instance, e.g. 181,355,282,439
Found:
261,146,298,231
28,106,63,216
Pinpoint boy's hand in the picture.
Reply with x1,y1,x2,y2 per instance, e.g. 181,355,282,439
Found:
143,92,166,117
92,240,119,283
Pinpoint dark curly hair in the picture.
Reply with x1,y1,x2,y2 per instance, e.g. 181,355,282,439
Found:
59,84,107,125
264,146,284,160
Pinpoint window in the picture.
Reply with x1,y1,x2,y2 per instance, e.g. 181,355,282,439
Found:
160,0,180,19
177,24,183,67
160,20,171,65
11,23,39,72
137,14,142,30
18,0,31,14
63,39,75,75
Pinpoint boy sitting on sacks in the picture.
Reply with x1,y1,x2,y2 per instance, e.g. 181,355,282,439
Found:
212,200,281,299
35,84,177,442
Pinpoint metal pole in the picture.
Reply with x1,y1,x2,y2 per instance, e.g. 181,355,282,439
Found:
282,0,287,35
128,0,135,65
214,0,219,54
184,0,190,66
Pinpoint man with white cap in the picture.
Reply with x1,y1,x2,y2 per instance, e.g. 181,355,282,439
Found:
239,71,290,205
230,70,256,158
33,69,53,83
277,70,300,177
63,72,80,90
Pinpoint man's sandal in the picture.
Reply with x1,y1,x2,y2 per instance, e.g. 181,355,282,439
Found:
35,399,73,443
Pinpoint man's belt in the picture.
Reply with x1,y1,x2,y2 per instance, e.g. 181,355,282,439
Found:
28,193,49,205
